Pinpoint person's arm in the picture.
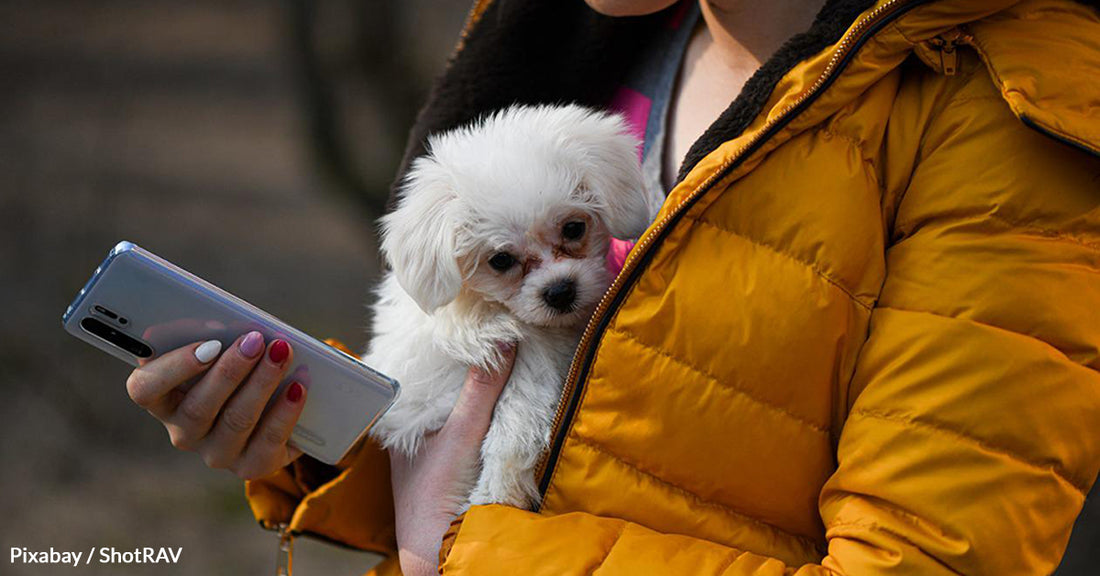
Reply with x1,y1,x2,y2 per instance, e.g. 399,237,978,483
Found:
244,340,518,571
436,68,1100,575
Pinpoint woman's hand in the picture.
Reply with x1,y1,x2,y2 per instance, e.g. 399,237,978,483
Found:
124,331,306,479
390,343,517,576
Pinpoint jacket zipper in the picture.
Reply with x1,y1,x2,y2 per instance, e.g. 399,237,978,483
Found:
928,26,973,76
262,521,372,574
276,523,294,576
535,0,936,504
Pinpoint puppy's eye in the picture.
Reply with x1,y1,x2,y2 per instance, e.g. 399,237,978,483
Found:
488,252,516,272
562,221,586,241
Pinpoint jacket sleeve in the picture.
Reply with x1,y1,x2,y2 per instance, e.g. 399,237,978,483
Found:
437,67,1100,574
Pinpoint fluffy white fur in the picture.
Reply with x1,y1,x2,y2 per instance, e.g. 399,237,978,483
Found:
366,104,649,510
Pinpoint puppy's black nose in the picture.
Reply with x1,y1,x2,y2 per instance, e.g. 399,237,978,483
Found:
542,279,576,312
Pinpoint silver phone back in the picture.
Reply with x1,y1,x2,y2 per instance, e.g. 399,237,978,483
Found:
62,241,399,465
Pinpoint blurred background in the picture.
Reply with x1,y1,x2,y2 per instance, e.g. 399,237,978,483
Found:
0,0,467,574
0,1,1095,575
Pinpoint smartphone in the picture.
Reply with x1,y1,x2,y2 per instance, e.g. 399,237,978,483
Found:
62,241,399,465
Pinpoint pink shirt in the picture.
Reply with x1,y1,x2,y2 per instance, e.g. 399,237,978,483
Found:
605,238,636,277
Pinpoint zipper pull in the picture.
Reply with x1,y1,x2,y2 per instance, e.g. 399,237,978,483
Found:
929,28,973,76
276,523,294,576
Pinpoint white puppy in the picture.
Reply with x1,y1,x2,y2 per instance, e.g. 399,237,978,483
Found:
365,104,649,510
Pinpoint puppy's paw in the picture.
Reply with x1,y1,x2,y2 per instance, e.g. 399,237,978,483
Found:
468,473,539,510
367,419,424,459
468,484,520,509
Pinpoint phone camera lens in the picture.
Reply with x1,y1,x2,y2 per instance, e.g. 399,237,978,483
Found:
119,317,129,325
80,317,152,358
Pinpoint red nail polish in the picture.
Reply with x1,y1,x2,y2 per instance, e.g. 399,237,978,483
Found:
287,381,304,403
269,340,290,364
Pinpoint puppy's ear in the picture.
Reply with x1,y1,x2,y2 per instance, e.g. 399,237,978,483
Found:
568,108,651,240
380,155,463,313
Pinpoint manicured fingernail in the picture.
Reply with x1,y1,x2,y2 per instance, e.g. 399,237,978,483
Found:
286,381,304,404
195,340,222,364
239,331,264,358
269,340,290,364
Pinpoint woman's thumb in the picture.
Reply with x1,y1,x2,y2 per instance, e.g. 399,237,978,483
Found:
443,342,516,440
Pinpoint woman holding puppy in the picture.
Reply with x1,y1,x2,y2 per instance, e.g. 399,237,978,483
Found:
126,0,1100,574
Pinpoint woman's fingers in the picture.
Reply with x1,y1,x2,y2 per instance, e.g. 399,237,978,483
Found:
440,342,517,447
126,339,223,421
232,380,307,479
126,333,307,478
199,338,293,468
131,335,514,484
166,332,266,450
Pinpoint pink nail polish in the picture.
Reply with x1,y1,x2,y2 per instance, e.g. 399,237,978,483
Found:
239,331,264,358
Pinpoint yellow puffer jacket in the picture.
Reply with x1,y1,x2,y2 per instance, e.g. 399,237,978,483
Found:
246,0,1100,574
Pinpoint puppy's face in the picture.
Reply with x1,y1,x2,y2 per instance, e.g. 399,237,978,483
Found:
380,105,651,321
460,202,612,328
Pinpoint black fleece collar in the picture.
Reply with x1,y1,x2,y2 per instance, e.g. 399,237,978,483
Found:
392,0,1098,202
